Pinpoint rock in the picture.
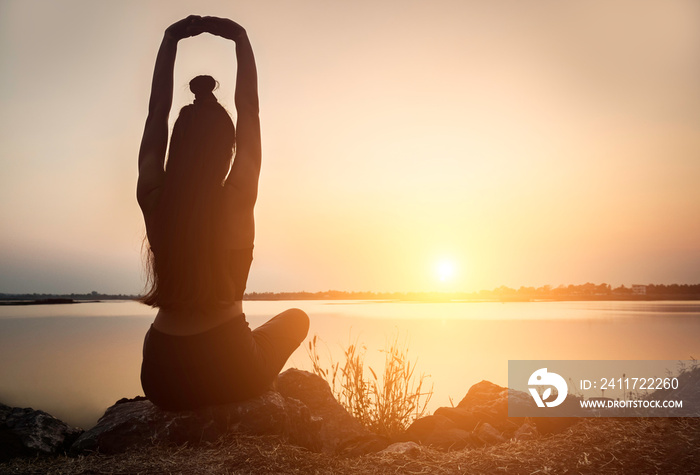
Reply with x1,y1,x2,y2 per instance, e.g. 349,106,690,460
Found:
276,368,374,453
476,422,505,445
506,388,539,416
431,407,480,431
452,381,524,435
70,390,320,455
71,369,374,456
404,414,457,444
457,380,505,407
404,380,570,450
450,380,574,437
379,441,422,456
403,414,478,450
429,382,525,440
0,403,82,462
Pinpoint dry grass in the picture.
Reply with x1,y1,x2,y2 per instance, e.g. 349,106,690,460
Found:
370,335,433,438
2,418,698,474
307,334,432,438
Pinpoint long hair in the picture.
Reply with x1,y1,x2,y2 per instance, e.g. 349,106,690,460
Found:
141,75,236,309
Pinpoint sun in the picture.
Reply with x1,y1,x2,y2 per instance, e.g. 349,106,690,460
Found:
436,260,456,282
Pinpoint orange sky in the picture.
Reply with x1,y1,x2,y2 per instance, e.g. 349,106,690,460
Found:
0,0,698,294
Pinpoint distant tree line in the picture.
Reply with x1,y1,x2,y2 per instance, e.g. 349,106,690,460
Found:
0,291,140,301
1,283,699,303
246,283,700,301
472,283,700,300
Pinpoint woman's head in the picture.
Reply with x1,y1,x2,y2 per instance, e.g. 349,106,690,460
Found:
189,75,217,103
141,75,237,309
166,75,235,185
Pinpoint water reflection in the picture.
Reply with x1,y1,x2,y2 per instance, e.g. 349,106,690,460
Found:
0,300,697,429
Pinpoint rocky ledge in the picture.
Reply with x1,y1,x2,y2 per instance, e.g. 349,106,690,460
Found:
1,369,575,462
0,404,82,461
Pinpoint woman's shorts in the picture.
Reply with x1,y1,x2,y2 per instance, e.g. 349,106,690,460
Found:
140,310,308,411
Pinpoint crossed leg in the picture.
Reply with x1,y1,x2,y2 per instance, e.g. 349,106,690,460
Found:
250,307,310,383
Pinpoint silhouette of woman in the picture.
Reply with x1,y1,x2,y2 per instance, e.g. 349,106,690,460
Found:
137,16,309,410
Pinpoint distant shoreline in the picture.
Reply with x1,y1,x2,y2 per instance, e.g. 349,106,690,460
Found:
0,298,104,306
1,295,699,306
2,283,699,305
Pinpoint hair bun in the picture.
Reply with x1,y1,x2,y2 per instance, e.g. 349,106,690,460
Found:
190,75,217,102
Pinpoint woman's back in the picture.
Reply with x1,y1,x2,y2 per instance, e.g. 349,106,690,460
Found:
139,17,308,411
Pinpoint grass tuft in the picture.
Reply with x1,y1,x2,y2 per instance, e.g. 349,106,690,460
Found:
308,333,432,438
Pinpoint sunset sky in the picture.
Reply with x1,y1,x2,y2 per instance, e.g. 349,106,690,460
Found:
1,0,699,295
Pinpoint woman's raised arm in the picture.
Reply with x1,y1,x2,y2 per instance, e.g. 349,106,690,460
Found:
203,17,262,204
137,16,204,212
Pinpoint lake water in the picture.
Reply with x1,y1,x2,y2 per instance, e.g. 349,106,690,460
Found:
1,300,698,429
